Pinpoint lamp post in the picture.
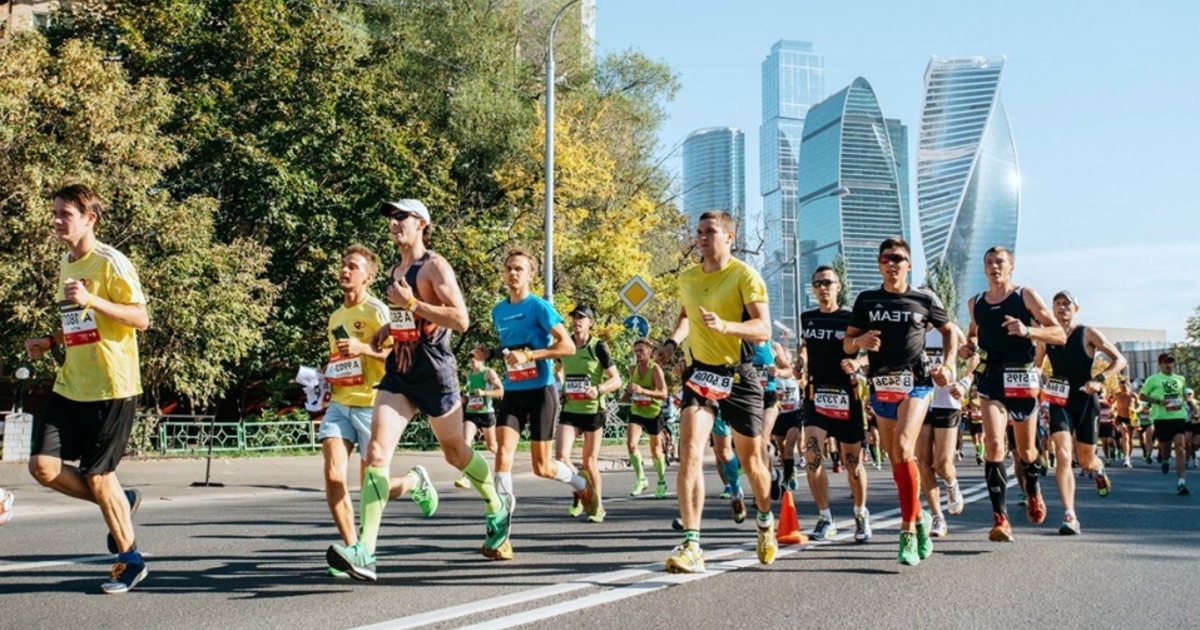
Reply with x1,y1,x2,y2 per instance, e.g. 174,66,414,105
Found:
791,186,851,334
544,0,580,302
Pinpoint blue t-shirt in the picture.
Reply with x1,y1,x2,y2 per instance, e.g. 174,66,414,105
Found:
492,294,564,391
752,342,777,392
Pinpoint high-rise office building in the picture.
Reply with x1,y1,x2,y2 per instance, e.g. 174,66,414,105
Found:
886,117,911,239
796,77,907,310
681,127,747,249
760,40,824,336
917,56,1020,322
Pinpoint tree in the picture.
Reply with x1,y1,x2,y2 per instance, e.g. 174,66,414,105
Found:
831,252,853,307
924,256,958,324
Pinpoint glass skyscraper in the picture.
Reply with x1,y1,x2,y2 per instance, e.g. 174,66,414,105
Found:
760,40,824,336
917,56,1020,322
681,127,746,250
796,77,907,310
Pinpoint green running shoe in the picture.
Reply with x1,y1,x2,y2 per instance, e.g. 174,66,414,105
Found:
630,477,648,497
655,480,668,499
916,510,933,560
409,465,438,518
897,532,920,566
326,542,377,581
568,495,583,517
483,503,512,556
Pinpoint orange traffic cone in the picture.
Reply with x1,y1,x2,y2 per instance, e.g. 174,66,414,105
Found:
776,490,809,545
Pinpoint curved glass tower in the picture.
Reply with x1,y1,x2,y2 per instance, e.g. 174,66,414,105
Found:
796,77,907,310
682,127,746,250
917,57,1020,322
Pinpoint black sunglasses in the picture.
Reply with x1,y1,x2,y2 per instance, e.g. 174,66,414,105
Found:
879,253,909,265
812,279,837,288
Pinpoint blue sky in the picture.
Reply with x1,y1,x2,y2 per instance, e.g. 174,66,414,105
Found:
595,0,1199,340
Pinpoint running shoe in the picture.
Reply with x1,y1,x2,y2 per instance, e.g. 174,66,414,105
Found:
0,489,13,526
106,489,142,554
580,471,601,518
326,542,377,581
568,495,583,517
975,454,984,466
854,513,872,543
1017,492,1028,508
946,483,964,516
655,480,668,499
1026,491,1047,525
915,510,933,559
1059,514,1080,535
1123,457,1132,468
718,485,732,500
665,541,705,573
897,532,920,566
630,477,648,497
671,517,684,531
730,491,747,524
482,498,513,560
770,468,782,501
1178,480,1190,496
100,559,148,594
929,513,948,538
810,516,838,541
798,456,808,469
756,521,778,565
1163,461,1171,474
1143,453,1152,465
587,506,607,523
832,461,842,474
326,566,350,578
454,476,470,489
1095,471,1112,497
409,466,438,518
988,513,1015,542
786,476,799,492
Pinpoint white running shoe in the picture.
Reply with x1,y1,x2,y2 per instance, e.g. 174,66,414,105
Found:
946,483,964,516
929,513,948,538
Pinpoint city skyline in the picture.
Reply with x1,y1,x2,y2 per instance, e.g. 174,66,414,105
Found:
681,127,747,252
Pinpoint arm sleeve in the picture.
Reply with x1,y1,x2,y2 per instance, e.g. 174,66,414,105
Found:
595,341,614,369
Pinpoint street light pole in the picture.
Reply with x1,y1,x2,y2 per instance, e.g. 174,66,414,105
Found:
544,0,580,302
791,186,851,335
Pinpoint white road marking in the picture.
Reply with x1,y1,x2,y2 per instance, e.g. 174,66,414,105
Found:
0,554,116,572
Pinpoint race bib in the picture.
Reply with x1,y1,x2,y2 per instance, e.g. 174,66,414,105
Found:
324,354,364,387
926,349,944,366
1164,395,1183,412
1003,366,1041,399
60,305,100,347
779,388,799,412
467,395,486,412
814,387,851,420
755,367,771,389
389,308,418,343
632,392,654,407
872,370,914,404
564,376,591,400
505,352,538,382
686,369,734,401
1099,407,1113,424
1044,377,1070,407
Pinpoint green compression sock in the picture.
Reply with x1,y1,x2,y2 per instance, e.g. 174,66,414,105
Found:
630,450,645,481
358,466,391,554
464,451,503,514
654,456,666,482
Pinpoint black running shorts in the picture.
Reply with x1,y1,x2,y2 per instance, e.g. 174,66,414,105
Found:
497,386,559,442
32,393,137,475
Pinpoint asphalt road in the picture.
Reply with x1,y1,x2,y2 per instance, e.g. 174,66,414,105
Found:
2,454,1198,630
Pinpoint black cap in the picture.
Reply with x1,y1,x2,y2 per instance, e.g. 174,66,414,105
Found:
1158,353,1176,363
569,305,595,320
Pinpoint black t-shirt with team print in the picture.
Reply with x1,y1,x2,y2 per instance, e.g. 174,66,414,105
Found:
848,286,949,378
800,307,855,386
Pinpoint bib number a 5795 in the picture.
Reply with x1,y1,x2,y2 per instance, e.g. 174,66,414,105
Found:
1003,367,1041,399
686,370,733,401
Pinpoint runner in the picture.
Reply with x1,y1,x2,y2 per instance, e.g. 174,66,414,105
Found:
654,210,776,573
1139,353,1190,495
1035,290,1126,534
488,249,589,559
800,265,870,543
455,346,503,489
1097,393,1118,465
1112,380,1137,467
625,338,670,499
771,345,804,493
319,245,429,577
23,184,149,593
1137,400,1155,465
965,389,985,465
327,199,504,580
1186,389,1200,468
754,340,791,499
556,305,622,522
917,323,974,538
959,246,1065,542
844,238,959,565
0,487,12,525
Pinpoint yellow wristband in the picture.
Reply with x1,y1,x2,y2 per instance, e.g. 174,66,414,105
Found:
405,296,418,311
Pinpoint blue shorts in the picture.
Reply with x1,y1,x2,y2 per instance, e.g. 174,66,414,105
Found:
317,402,374,453
869,386,934,420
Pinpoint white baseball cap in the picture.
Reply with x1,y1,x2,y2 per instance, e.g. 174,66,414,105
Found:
379,199,431,224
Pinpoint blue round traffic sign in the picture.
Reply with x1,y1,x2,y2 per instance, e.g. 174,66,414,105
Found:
623,315,649,338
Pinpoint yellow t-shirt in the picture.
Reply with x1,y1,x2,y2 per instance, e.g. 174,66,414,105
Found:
326,295,390,407
679,257,768,366
54,242,146,402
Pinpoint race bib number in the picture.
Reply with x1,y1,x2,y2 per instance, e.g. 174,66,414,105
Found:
926,349,944,367
505,353,538,382
1003,367,1041,399
1099,407,1113,424
814,388,851,420
1164,395,1183,412
686,370,734,401
389,308,418,343
1044,377,1070,407
324,354,364,387
61,305,100,347
780,388,799,412
872,371,914,404
467,395,486,412
755,367,771,389
632,392,654,407
564,376,591,400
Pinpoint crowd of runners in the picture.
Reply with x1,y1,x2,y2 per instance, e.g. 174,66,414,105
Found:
5,186,1198,591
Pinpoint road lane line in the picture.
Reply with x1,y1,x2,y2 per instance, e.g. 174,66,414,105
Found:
0,554,116,573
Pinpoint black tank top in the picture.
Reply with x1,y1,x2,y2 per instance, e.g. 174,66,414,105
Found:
973,287,1035,366
1045,325,1092,388
386,251,456,377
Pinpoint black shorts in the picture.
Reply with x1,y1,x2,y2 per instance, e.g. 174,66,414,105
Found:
772,410,803,438
629,412,665,435
1116,416,1133,427
1048,393,1098,445
1155,421,1188,445
32,393,137,475
497,386,559,442
803,384,866,445
968,421,983,436
1189,423,1200,435
763,390,778,410
924,407,961,430
559,410,606,433
464,411,496,429
976,367,1038,421
680,362,764,438
1098,423,1115,440
377,371,460,418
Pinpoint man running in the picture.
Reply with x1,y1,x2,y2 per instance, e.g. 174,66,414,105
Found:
1112,381,1137,467
319,245,429,577
328,199,504,580
455,346,503,488
918,323,973,538
771,346,804,493
1035,290,1126,534
1186,389,1200,468
488,249,587,559
1140,353,1190,495
24,184,150,593
959,246,1064,542
654,210,776,573
557,305,622,522
800,265,871,543
844,238,959,566
626,338,670,499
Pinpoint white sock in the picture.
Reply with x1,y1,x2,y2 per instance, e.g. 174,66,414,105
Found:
854,505,868,517
1064,509,1075,519
945,480,958,491
553,462,587,491
495,472,514,497
819,509,832,522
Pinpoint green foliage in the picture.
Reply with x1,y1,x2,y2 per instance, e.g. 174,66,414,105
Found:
924,256,958,324
831,252,852,307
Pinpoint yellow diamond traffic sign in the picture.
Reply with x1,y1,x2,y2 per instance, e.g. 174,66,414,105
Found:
619,275,654,313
